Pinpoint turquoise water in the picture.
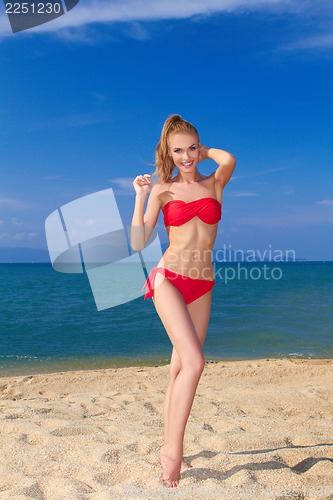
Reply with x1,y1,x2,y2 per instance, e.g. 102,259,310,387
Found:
0,262,332,375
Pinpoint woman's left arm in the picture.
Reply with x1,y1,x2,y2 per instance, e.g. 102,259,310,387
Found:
200,146,236,189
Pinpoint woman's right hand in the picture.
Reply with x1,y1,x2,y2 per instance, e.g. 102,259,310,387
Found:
133,174,152,197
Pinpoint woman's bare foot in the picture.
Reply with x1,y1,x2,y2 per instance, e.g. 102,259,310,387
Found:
160,445,181,488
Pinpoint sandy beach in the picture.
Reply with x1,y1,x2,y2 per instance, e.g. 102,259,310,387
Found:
0,358,333,499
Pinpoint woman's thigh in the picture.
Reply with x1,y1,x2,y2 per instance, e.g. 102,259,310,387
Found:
153,275,203,363
187,291,213,346
169,290,212,373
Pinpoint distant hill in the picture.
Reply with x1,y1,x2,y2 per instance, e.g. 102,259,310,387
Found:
0,247,51,263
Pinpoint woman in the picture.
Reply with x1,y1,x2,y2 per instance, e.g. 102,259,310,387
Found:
131,114,236,487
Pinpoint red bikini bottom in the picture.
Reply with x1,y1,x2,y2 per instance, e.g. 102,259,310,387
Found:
143,267,215,305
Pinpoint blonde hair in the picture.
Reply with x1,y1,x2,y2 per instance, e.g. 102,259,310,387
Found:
154,114,199,182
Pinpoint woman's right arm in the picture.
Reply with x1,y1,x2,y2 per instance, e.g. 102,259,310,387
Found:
130,175,161,251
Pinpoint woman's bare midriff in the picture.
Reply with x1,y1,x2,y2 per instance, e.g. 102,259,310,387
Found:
157,218,218,280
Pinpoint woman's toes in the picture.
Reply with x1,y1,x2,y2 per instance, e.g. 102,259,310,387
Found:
160,446,181,488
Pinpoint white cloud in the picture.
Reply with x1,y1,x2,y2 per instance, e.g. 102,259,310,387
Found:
235,167,289,180
109,177,134,191
0,0,321,38
276,0,333,51
25,113,106,132
292,34,333,50
61,113,105,128
11,217,24,226
0,231,38,241
1,0,332,53
281,32,333,52
13,0,284,30
282,185,295,196
0,196,31,209
231,192,258,197
317,199,333,206
42,175,67,181
12,232,26,241
27,232,38,240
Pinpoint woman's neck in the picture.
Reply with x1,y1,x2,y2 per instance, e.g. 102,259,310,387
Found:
175,168,202,184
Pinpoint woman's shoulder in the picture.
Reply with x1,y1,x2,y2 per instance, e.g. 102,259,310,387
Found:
151,179,170,194
151,180,177,210
148,180,171,206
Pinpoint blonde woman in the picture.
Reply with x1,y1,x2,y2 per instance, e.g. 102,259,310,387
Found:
131,114,236,487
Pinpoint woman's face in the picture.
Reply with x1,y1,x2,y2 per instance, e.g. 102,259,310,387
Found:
168,133,200,174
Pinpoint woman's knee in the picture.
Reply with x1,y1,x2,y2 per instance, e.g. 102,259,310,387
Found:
171,352,204,380
184,352,205,378
196,354,206,376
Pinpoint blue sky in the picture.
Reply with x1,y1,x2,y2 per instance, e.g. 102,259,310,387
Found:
0,0,332,260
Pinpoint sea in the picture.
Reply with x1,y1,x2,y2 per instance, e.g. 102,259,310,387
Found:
0,262,332,376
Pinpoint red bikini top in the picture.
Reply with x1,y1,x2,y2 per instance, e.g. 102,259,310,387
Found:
162,197,222,227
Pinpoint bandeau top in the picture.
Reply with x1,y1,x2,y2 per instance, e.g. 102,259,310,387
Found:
162,197,222,227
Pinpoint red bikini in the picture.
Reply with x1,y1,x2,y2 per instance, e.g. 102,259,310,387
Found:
143,197,222,304
162,197,222,227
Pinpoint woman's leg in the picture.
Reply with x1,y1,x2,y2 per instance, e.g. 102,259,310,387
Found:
163,291,212,449
153,276,212,487
163,348,181,445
